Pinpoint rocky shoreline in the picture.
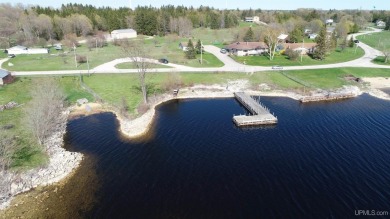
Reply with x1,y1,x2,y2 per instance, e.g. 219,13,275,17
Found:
0,110,83,210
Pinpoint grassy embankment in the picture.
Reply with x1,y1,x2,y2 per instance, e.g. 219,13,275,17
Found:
357,31,390,65
0,76,93,169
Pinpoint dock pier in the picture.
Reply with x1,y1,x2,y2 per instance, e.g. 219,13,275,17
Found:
233,92,277,126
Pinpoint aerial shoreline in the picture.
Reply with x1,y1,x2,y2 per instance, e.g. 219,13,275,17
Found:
2,78,388,212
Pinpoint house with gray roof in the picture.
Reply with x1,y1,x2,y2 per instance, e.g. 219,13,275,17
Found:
0,69,14,85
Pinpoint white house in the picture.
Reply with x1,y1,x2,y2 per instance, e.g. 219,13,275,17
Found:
6,45,49,55
376,20,386,27
111,29,137,39
325,19,334,25
245,16,260,22
226,42,268,56
308,33,318,39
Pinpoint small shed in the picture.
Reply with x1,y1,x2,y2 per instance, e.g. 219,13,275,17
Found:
179,42,189,51
0,69,14,85
111,29,137,39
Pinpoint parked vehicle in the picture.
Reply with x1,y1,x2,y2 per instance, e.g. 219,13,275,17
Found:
220,48,227,54
8,54,15,58
158,58,169,64
354,40,359,43
272,65,283,70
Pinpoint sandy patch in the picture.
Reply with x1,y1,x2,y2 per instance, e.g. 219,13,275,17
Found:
362,77,390,89
362,77,390,100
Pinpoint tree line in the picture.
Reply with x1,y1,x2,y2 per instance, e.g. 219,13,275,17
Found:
0,3,389,49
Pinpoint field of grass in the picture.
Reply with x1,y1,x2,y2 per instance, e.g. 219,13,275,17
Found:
357,31,390,50
0,76,93,169
233,47,365,66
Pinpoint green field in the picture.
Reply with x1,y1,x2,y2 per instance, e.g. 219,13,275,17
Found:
357,31,390,50
0,76,93,169
233,47,365,66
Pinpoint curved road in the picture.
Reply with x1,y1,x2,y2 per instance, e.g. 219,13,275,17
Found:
4,28,390,76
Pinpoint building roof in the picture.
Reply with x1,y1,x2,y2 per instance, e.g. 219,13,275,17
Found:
9,45,27,50
0,69,9,78
111,29,137,34
278,34,289,40
283,43,317,50
226,42,268,50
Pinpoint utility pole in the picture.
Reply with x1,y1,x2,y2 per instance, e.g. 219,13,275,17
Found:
95,38,98,53
200,41,203,65
301,38,304,62
87,56,90,76
73,43,77,68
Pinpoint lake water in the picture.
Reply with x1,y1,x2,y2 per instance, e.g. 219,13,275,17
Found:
64,95,390,218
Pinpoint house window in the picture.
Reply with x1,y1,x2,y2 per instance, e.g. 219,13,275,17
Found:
243,50,248,52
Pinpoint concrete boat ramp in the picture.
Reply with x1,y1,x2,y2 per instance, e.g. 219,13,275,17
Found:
233,92,278,126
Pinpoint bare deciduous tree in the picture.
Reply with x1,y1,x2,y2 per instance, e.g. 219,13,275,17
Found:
379,42,390,63
0,134,16,198
25,78,66,146
264,24,284,61
121,41,153,104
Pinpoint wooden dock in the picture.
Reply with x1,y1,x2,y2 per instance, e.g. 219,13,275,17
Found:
300,93,355,103
233,92,277,126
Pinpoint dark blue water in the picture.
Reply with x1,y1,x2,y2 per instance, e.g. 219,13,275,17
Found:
64,95,390,218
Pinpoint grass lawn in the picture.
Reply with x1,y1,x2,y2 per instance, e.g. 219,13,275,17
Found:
0,76,93,169
115,62,173,69
233,47,365,66
372,56,390,65
357,31,390,50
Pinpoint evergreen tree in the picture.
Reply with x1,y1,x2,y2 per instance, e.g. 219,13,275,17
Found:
312,25,327,60
330,31,337,50
348,37,354,47
385,17,390,31
195,39,202,54
185,39,196,59
243,27,254,42
289,27,303,43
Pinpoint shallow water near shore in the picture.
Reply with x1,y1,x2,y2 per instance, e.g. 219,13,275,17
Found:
61,95,390,218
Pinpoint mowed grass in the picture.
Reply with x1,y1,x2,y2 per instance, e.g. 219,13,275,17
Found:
357,31,390,50
0,76,93,169
233,47,365,66
3,44,127,71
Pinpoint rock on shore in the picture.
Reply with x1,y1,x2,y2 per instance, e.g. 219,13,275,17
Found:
0,110,83,210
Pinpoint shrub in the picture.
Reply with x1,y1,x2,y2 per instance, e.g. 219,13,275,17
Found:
285,48,300,61
76,55,87,63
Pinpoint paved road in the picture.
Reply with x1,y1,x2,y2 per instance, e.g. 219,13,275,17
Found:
4,28,390,76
